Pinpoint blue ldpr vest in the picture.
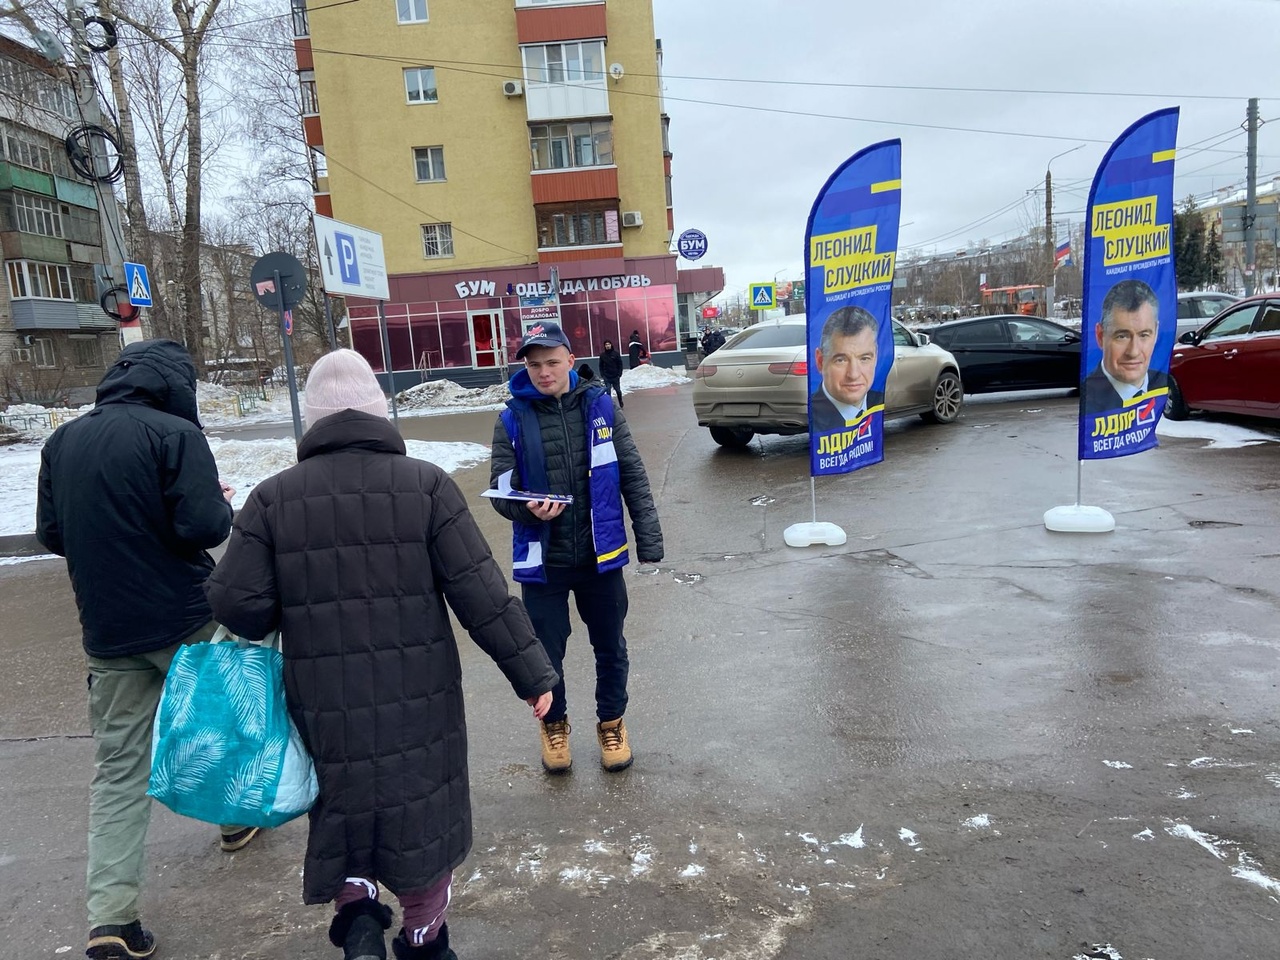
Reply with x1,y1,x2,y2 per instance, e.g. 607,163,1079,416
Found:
499,382,629,583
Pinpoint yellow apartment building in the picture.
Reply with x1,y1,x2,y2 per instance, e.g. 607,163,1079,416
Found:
292,0,722,383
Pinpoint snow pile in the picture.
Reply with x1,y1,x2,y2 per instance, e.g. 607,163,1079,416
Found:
0,436,491,535
0,403,92,441
0,444,42,536
621,364,691,392
196,381,240,404
209,437,490,509
1156,419,1279,449
395,379,510,413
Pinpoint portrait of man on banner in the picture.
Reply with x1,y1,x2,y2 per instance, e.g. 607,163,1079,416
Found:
1082,279,1168,416
810,306,886,432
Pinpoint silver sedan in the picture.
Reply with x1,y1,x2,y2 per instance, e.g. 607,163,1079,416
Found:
692,317,964,447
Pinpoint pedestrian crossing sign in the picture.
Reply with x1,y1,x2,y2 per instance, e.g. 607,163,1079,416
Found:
124,262,153,307
750,283,776,310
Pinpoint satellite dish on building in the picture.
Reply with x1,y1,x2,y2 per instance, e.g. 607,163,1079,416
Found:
609,62,625,82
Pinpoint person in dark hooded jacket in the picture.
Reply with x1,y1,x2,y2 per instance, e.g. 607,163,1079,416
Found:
598,339,625,408
36,339,238,960
207,349,557,960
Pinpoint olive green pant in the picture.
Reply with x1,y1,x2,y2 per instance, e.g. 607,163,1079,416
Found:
85,621,239,928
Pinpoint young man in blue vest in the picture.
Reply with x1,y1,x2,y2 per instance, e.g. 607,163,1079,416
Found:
490,322,664,774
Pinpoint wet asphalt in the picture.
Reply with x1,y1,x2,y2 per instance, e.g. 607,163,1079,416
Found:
2,384,1279,960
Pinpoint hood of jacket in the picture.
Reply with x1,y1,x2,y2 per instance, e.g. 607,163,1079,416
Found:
95,339,203,427
508,367,580,402
298,409,407,461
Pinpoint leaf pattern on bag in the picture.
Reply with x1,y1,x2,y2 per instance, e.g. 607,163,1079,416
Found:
148,637,317,827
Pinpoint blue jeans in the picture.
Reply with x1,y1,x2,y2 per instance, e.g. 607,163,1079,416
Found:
522,566,629,723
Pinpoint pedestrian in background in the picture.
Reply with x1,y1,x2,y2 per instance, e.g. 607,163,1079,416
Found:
207,349,557,960
36,340,244,960
627,330,648,369
490,322,663,776
598,339,625,408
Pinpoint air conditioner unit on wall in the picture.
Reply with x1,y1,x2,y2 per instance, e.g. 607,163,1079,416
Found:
621,211,644,228
12,347,32,363
502,80,523,97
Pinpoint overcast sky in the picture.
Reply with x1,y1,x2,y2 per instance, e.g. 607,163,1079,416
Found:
653,0,1280,298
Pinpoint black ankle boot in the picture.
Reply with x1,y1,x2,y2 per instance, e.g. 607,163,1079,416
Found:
329,898,394,960
391,922,458,960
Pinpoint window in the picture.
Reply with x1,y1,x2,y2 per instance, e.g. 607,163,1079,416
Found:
70,335,102,368
891,322,914,347
2,130,54,173
530,120,612,170
413,146,446,182
421,223,454,258
1008,319,1062,342
309,146,328,181
950,320,1006,346
536,201,618,248
522,40,605,85
1202,305,1258,340
33,338,56,369
13,192,63,238
299,70,318,115
6,260,76,300
727,324,806,349
404,67,438,104
396,0,427,23
0,57,76,120
291,0,309,36
1254,305,1280,334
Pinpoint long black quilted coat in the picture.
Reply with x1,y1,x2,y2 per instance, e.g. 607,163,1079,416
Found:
205,411,557,903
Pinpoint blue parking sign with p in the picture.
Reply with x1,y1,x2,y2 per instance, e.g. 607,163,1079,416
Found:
335,231,361,285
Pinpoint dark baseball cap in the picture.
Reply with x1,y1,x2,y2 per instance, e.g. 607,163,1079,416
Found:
516,321,573,359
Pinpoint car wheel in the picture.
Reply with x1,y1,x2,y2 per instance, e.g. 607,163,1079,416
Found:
1165,377,1190,421
709,425,755,448
922,371,963,423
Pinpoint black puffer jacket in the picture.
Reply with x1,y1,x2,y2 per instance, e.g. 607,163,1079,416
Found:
599,347,624,381
489,377,663,569
205,411,557,904
36,340,232,658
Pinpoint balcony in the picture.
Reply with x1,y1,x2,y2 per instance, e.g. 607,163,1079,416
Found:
10,299,111,330
516,1,606,44
531,166,618,204
526,81,608,123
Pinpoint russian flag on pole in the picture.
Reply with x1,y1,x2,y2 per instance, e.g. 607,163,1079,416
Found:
1055,239,1072,267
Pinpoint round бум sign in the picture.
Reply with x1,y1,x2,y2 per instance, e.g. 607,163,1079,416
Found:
677,228,708,261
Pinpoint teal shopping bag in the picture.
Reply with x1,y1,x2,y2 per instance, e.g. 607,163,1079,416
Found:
148,627,317,827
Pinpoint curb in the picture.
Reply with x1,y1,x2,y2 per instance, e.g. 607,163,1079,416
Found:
0,534,48,557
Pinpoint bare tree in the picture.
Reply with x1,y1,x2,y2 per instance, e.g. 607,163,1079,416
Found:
97,0,237,373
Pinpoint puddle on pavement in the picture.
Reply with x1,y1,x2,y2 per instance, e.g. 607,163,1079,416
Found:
1188,519,1242,529
750,495,775,506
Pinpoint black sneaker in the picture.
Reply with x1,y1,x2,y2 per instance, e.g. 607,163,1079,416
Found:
86,921,156,960
219,826,261,852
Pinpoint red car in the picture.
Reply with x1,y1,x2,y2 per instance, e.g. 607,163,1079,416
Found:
1168,293,1280,420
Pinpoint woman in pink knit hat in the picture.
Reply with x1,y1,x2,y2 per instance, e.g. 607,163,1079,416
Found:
208,350,557,960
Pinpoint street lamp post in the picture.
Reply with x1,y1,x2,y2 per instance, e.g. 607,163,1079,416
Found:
1044,144,1086,318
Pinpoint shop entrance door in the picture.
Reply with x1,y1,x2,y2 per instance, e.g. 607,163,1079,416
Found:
468,311,506,369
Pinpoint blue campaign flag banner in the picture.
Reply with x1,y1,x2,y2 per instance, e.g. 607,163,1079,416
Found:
1078,108,1180,461
805,140,902,478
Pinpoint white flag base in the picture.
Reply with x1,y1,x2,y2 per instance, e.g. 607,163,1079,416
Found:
1043,504,1115,534
784,521,848,548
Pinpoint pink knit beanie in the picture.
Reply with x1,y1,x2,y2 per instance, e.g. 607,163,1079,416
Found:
303,349,389,427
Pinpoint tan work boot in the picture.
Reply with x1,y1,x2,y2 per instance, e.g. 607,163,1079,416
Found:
540,718,572,773
596,717,633,771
